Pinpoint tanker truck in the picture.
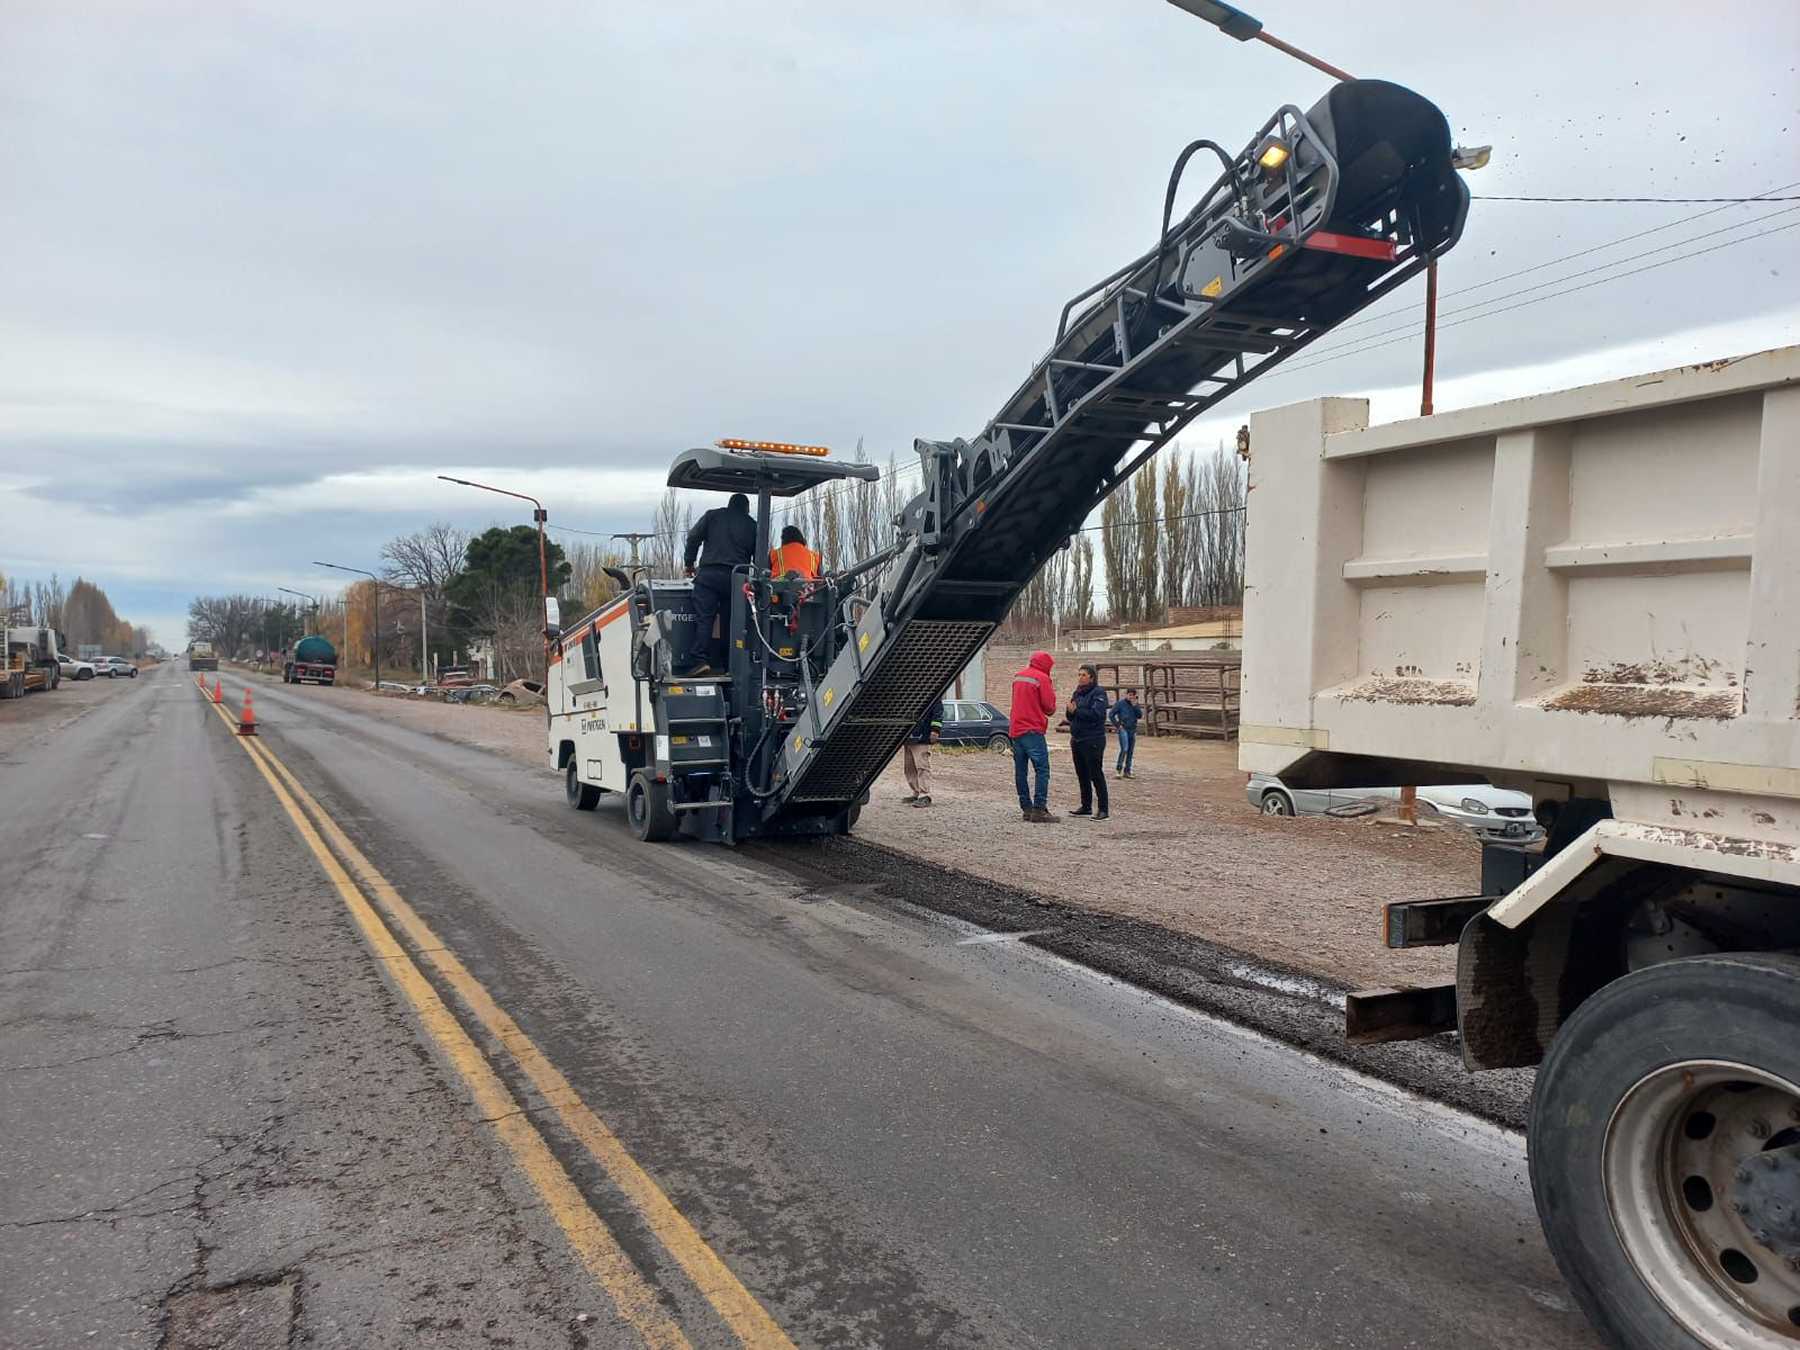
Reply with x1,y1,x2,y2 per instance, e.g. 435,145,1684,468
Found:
1240,347,1800,1350
282,634,337,686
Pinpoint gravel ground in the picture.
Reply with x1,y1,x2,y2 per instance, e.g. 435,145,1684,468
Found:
0,662,157,740
862,734,1474,989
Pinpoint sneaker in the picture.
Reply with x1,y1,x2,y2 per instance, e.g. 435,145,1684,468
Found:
912,795,932,808
900,794,919,804
1095,811,1110,821
1020,806,1034,821
1029,807,1060,823
1070,806,1093,817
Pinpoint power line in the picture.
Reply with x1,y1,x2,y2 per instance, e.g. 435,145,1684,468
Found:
1299,202,1800,360
544,521,642,540
1265,216,1800,383
1474,193,1800,204
1326,183,1800,339
1079,503,1243,533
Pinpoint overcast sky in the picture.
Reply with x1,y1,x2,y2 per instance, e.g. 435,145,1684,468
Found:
4,1,1797,648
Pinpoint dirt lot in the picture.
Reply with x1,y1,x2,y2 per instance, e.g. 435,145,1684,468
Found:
0,663,157,742
254,666,1473,991
861,734,1470,989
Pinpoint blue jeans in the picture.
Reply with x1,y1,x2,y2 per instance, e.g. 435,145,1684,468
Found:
1012,732,1049,810
1114,726,1136,773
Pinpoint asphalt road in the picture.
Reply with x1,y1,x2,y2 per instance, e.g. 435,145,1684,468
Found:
2,663,1606,1348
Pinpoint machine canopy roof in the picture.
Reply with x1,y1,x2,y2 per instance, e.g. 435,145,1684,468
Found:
665,446,880,498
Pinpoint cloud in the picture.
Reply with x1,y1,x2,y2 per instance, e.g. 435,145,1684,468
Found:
4,0,1797,650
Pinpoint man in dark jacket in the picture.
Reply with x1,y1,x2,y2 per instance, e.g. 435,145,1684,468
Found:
679,492,755,673
1110,686,1142,778
1008,650,1058,822
1066,663,1110,819
902,698,942,807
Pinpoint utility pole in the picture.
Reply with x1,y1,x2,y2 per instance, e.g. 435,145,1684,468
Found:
611,532,657,569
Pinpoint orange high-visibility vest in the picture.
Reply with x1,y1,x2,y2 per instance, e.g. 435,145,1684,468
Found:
769,542,821,579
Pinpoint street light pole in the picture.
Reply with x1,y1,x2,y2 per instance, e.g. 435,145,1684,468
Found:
277,587,320,669
314,562,381,690
1164,1,1355,82
436,474,550,606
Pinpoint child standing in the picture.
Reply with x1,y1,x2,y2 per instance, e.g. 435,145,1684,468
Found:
1110,687,1142,778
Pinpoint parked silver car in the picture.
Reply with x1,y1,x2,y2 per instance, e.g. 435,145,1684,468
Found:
99,656,137,678
1246,773,1543,844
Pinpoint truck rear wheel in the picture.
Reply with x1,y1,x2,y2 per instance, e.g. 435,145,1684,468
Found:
565,761,601,811
1529,953,1800,1350
626,770,676,842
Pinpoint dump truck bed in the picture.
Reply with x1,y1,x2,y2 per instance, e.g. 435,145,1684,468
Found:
1239,347,1800,813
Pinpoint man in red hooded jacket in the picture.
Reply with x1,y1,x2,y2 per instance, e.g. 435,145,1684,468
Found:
1008,650,1059,822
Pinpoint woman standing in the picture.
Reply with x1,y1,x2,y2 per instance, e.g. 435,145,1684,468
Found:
1066,664,1110,820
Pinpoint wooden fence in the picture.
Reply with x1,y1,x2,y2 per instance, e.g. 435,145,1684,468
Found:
1085,654,1241,740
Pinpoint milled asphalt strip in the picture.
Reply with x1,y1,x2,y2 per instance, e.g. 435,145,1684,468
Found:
205,681,797,1350
196,687,695,1350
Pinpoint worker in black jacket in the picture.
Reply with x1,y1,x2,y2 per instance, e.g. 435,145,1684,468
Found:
1065,664,1110,819
679,493,755,674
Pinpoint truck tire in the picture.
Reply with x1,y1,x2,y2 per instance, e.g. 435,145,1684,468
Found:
1529,952,1800,1350
565,761,601,812
626,770,675,842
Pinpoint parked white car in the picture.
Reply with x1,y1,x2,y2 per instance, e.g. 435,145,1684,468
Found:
1246,773,1543,845
99,656,137,678
56,654,97,681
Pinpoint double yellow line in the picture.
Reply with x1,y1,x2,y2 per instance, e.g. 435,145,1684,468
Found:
202,686,793,1350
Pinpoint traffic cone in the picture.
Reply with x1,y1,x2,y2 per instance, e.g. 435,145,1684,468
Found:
213,676,223,704
238,688,257,736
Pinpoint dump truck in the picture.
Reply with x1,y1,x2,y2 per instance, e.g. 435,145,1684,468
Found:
549,76,1471,841
282,634,337,686
188,641,219,672
1240,348,1800,1350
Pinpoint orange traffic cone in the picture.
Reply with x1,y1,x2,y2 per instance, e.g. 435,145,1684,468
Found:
238,688,257,736
213,676,223,704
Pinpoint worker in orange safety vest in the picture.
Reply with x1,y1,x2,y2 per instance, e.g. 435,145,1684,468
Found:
768,525,822,580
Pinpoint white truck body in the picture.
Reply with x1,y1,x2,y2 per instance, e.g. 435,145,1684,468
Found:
1242,346,1800,899
1240,347,1800,1350
548,593,641,793
546,583,730,837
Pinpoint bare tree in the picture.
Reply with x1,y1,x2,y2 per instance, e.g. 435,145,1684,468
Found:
382,522,468,595
648,489,691,578
561,540,629,614
1160,451,1190,619
1188,442,1247,605
1071,533,1095,630
480,587,546,683
845,439,881,565
1132,463,1160,624
1100,489,1132,623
